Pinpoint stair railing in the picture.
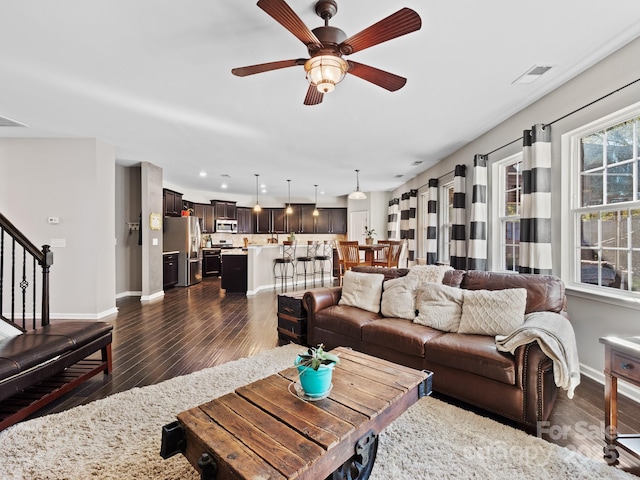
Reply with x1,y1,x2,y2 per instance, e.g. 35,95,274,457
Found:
0,212,52,331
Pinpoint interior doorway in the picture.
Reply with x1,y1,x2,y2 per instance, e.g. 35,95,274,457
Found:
349,211,369,243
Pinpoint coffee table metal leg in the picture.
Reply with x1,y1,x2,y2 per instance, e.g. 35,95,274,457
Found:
327,431,378,480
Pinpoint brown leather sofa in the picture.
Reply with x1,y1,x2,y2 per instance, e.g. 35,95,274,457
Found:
303,266,568,432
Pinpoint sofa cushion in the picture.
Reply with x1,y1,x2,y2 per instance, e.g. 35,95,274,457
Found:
362,318,445,357
414,283,464,332
426,333,517,385
381,276,420,320
315,305,381,340
339,270,385,313
30,321,113,348
407,264,453,284
458,288,527,336
352,266,410,281
0,334,74,372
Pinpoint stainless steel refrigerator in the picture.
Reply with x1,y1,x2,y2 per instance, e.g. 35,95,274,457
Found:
163,216,202,286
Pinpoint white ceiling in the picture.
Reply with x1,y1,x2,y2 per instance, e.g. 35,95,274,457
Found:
2,1,640,203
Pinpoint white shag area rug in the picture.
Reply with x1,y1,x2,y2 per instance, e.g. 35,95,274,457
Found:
0,344,633,480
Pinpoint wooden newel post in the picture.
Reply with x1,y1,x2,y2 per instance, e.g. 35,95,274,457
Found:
41,244,53,326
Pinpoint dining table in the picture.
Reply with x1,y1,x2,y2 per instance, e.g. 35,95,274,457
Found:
358,244,385,266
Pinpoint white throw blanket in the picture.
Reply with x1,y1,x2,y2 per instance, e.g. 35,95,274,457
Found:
495,311,581,399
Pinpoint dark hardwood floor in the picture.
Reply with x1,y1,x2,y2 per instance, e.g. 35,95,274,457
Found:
34,276,639,476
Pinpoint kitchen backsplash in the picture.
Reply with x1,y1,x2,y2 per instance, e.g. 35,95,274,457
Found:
201,232,345,248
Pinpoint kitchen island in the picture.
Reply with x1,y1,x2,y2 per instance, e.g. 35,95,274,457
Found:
220,250,248,293
245,244,333,296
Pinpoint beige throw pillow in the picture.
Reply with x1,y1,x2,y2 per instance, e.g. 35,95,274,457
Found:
381,276,420,320
339,270,385,314
407,264,453,285
458,288,528,336
413,283,464,332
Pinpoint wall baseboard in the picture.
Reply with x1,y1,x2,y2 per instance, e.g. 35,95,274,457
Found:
140,291,164,303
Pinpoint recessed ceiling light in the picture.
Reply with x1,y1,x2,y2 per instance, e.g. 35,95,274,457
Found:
221,174,231,178
411,161,423,166
261,188,267,194
199,171,207,177
395,174,404,178
512,65,552,85
221,183,228,189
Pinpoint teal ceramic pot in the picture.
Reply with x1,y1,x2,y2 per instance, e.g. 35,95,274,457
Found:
295,357,334,397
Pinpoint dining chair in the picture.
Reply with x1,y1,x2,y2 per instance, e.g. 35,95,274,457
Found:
373,240,403,268
337,241,365,284
373,240,391,265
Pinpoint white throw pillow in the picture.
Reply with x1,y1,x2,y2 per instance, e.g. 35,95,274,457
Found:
339,270,385,314
458,288,528,336
407,264,453,285
381,276,420,320
413,283,464,332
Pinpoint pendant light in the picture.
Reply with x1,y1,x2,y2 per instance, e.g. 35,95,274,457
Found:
313,185,319,216
253,174,262,212
348,169,367,200
286,179,293,214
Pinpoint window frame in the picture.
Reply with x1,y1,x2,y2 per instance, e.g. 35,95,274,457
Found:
439,177,454,264
491,153,523,272
561,100,640,302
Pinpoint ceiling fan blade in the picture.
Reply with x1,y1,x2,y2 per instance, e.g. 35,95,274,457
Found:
339,8,421,55
257,0,322,47
303,85,324,106
232,58,306,77
347,61,407,92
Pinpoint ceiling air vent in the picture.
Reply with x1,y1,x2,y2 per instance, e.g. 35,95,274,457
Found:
512,65,552,85
0,115,28,127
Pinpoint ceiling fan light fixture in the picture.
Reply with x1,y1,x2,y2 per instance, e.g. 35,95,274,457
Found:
348,169,367,200
304,55,348,93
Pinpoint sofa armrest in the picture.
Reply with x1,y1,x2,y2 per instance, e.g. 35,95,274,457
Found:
303,287,342,346
514,342,557,428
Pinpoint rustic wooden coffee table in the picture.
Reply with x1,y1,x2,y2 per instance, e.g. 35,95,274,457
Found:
161,347,432,480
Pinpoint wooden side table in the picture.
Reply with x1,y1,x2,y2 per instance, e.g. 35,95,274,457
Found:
600,336,640,465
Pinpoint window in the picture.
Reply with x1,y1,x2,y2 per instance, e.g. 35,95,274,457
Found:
491,154,522,271
439,180,454,263
566,108,640,295
421,190,429,258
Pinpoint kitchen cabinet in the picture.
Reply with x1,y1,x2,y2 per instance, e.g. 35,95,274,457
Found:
254,208,286,234
236,207,253,234
212,200,237,220
286,204,316,234
221,253,247,293
163,253,179,288
194,203,214,233
315,208,347,234
163,189,183,217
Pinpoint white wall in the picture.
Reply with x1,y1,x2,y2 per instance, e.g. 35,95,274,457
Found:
0,138,117,319
390,36,640,384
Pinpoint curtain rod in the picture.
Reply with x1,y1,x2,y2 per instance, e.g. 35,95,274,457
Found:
484,76,640,157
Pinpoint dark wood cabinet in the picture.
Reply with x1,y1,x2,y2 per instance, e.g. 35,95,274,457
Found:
163,253,179,288
194,203,214,233
212,200,237,220
271,208,286,233
254,208,271,234
286,204,315,234
221,254,247,293
236,207,253,234
163,189,183,217
315,208,347,234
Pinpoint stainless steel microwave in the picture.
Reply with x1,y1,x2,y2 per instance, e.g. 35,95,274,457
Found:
215,220,238,233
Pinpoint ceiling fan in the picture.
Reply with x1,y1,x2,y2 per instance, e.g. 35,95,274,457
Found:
231,0,422,105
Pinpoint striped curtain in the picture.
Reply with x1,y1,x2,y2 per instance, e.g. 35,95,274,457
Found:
425,179,438,264
450,165,467,270
468,154,488,270
387,198,400,240
400,190,418,265
519,124,552,274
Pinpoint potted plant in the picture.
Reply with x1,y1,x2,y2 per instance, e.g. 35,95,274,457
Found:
364,226,376,245
294,344,340,398
288,231,296,243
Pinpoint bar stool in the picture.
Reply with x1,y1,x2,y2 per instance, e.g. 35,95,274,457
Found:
296,241,317,289
273,241,296,292
314,240,333,287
